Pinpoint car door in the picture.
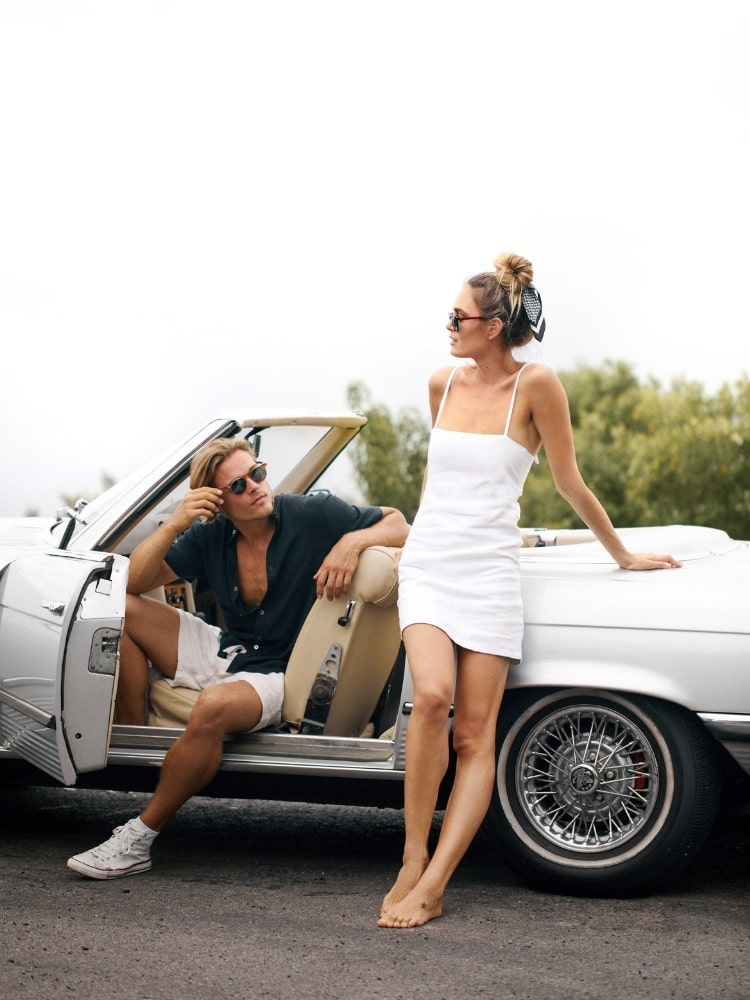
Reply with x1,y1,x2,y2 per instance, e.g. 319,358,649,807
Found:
0,550,128,785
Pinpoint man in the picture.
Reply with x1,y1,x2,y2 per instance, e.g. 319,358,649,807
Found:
68,439,408,879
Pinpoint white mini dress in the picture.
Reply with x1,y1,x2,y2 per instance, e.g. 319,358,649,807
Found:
397,364,537,661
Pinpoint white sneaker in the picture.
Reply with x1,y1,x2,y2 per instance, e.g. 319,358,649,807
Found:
67,818,154,880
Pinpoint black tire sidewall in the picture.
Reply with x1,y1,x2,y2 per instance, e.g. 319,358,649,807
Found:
486,688,721,896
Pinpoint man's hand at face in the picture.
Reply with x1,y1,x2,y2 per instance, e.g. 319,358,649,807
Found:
172,488,224,529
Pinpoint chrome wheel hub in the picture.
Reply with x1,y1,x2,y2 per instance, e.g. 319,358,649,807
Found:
515,704,659,853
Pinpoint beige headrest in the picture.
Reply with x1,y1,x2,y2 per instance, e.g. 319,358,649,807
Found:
352,545,400,607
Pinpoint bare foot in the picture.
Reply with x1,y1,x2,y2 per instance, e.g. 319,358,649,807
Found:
377,884,444,929
380,859,426,915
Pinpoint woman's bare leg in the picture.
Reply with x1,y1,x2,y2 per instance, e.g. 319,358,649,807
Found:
380,624,456,914
378,647,509,928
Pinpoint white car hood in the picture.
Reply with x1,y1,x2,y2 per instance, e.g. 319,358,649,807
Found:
0,517,57,570
521,525,749,634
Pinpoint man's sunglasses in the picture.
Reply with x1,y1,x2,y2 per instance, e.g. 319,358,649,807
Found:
219,463,268,495
449,311,484,332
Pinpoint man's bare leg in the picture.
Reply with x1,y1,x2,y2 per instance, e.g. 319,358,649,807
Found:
115,594,181,725
140,680,263,831
67,680,264,879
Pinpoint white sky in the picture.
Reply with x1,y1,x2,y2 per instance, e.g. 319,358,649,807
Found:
1,0,748,516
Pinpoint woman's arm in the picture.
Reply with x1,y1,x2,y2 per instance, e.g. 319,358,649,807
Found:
528,368,681,570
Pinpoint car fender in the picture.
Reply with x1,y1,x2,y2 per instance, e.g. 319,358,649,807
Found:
510,622,750,715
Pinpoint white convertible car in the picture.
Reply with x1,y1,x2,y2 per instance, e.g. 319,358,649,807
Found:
1,411,748,896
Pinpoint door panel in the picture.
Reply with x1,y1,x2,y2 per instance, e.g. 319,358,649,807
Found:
0,551,127,785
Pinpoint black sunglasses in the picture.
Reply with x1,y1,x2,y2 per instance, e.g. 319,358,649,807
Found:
220,463,268,495
449,311,484,332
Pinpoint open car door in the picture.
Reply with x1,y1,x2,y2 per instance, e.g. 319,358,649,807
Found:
0,550,128,785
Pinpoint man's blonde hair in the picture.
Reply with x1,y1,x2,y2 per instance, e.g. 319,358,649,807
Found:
189,439,256,489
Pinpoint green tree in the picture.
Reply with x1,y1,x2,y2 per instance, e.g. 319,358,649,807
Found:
626,378,750,537
346,382,429,523
520,363,750,539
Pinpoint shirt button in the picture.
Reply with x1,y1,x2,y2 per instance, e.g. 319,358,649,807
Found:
233,587,238,592
253,644,260,650
259,609,264,616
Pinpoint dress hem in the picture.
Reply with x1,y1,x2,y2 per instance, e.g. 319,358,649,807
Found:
400,619,521,661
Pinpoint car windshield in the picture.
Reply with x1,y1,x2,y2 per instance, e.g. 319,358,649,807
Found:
51,418,362,555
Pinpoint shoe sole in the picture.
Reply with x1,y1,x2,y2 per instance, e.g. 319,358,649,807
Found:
67,857,152,880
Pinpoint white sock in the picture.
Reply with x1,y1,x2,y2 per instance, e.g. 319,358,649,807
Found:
131,816,159,841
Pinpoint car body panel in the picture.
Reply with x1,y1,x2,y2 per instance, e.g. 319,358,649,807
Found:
521,525,747,634
516,526,750,714
0,550,127,784
0,517,57,570
512,626,748,712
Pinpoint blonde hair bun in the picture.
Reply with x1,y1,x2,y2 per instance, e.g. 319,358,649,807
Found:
492,252,534,295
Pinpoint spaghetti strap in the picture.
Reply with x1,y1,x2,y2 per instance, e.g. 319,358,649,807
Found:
503,364,530,436
435,366,461,428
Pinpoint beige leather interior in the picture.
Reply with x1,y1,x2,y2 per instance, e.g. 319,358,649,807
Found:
143,582,196,613
147,545,401,737
149,679,203,728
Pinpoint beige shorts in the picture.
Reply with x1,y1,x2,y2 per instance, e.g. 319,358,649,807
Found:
170,609,284,732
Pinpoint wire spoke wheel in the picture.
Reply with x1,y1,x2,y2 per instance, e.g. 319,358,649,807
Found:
485,689,721,896
517,704,657,853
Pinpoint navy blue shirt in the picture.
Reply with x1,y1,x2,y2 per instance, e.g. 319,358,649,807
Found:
164,492,383,674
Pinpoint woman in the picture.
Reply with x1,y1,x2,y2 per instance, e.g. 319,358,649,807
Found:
378,252,681,929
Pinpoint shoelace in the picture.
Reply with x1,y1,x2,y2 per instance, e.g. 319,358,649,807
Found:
92,824,144,860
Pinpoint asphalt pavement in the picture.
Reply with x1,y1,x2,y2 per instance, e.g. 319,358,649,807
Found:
2,784,749,999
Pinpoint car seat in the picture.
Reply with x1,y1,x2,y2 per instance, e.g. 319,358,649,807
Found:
146,545,401,737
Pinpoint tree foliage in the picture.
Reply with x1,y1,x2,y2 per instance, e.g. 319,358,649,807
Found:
348,364,750,539
346,382,429,523
520,363,750,538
